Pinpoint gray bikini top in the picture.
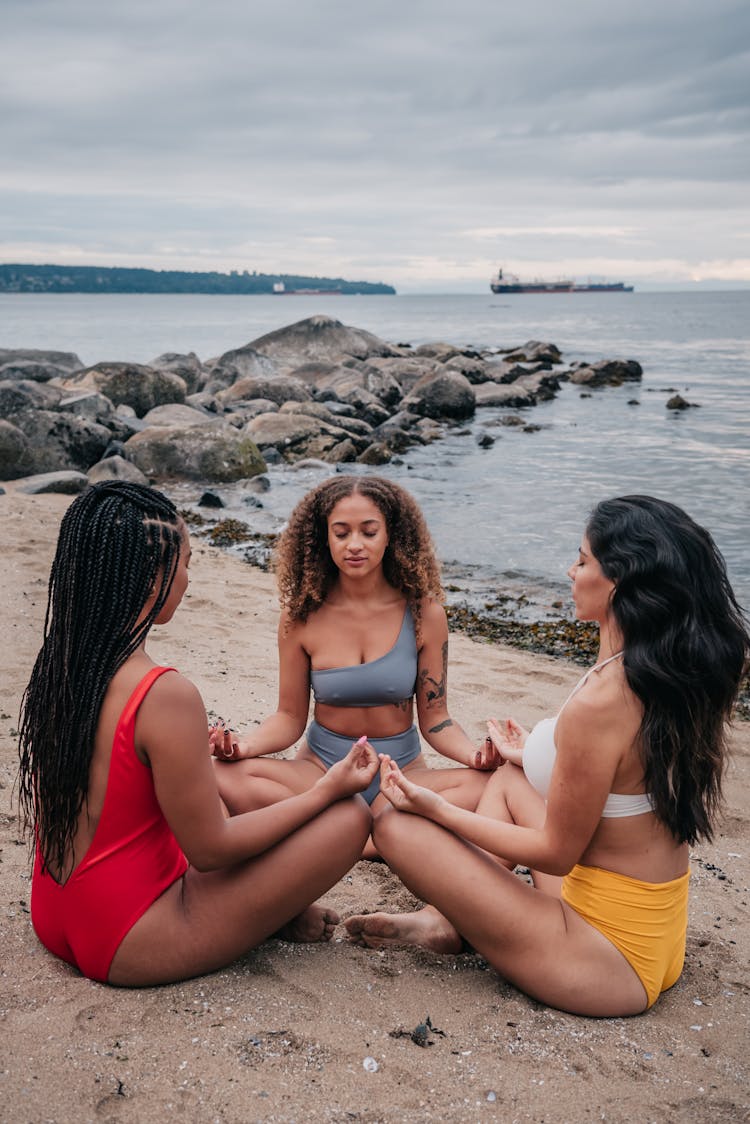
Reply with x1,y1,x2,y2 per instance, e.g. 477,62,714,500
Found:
310,605,418,708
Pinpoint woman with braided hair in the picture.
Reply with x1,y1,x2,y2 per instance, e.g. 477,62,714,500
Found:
18,481,377,985
211,475,496,847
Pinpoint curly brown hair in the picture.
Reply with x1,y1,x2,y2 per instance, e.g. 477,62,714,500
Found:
275,475,443,634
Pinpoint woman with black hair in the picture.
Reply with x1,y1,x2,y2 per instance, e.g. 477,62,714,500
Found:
346,496,749,1016
18,481,378,986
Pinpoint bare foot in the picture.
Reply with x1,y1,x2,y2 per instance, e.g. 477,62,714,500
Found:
345,905,463,954
275,903,340,943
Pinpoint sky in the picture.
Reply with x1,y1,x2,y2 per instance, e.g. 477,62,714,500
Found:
2,0,749,293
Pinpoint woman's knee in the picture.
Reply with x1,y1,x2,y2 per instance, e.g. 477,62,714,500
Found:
326,794,372,840
371,805,412,854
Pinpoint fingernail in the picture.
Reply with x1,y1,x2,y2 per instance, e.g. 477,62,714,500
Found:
356,735,368,746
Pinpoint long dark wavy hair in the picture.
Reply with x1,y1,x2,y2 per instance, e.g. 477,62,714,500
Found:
17,482,184,877
275,474,443,635
586,495,749,845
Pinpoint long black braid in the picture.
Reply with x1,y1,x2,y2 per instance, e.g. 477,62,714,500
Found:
17,481,184,878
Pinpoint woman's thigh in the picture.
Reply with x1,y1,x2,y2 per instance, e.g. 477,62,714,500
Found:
109,798,371,986
213,756,325,812
402,763,490,809
372,808,648,1017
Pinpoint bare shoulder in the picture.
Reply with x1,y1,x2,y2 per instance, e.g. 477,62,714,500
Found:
418,597,448,630
140,668,206,715
559,664,641,749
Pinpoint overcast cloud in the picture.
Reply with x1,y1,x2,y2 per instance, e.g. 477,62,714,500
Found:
2,0,749,291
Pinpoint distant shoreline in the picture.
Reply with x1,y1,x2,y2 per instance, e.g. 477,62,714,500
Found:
0,263,396,296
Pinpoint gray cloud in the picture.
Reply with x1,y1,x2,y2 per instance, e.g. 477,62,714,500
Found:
1,0,748,289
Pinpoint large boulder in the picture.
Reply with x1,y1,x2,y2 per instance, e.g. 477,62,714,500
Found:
203,347,282,393
216,374,311,407
141,403,217,427
87,455,150,485
125,423,266,482
0,419,35,478
364,356,442,396
503,341,563,365
245,411,361,462
58,392,115,422
0,379,64,418
402,370,475,421
148,352,206,394
59,362,187,417
246,315,399,365
12,410,112,473
0,348,85,382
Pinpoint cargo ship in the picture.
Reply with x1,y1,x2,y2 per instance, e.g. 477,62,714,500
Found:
490,268,633,294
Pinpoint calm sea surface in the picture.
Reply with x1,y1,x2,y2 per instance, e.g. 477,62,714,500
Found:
3,290,749,614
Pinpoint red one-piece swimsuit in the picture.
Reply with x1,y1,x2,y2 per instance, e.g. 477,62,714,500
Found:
31,666,188,982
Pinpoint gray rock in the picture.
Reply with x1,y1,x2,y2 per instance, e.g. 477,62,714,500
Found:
58,392,114,422
148,352,205,394
445,354,492,384
245,412,345,456
125,424,266,482
13,410,112,473
402,370,475,420
357,442,392,465
59,362,187,417
666,394,696,410
205,346,283,392
0,419,35,478
15,470,89,494
474,381,536,408
412,342,463,361
504,341,563,365
569,359,642,387
217,374,311,407
141,403,218,427
247,315,399,365
0,348,84,382
0,379,64,418
198,490,225,508
364,356,441,395
325,438,359,463
87,455,150,485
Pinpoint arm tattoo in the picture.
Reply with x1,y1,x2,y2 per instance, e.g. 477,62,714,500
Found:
428,718,453,734
419,642,448,708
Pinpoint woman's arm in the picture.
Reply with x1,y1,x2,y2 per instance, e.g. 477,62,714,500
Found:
142,671,375,870
415,600,499,769
384,692,624,874
212,610,312,759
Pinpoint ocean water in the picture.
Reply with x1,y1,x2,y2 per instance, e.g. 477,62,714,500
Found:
2,290,749,613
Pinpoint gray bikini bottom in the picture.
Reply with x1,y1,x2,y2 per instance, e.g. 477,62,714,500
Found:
306,720,421,804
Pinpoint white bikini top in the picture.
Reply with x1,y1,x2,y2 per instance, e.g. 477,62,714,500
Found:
522,652,654,818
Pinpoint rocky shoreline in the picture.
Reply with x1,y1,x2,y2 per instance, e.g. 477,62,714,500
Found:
0,313,644,487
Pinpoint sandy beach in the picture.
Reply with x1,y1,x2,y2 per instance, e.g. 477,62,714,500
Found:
1,491,748,1124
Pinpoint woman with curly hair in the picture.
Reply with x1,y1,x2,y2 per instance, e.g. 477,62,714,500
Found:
18,481,378,985
212,475,495,832
345,496,749,1015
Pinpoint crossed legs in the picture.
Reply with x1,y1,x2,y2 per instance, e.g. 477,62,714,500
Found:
108,797,371,987
348,805,648,1017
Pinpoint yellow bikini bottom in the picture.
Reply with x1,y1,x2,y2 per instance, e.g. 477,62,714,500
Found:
561,864,690,1008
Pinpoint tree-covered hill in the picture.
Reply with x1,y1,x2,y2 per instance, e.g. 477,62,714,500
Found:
0,264,396,295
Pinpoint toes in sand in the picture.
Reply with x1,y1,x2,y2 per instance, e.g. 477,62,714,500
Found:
276,904,340,943
345,907,463,955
